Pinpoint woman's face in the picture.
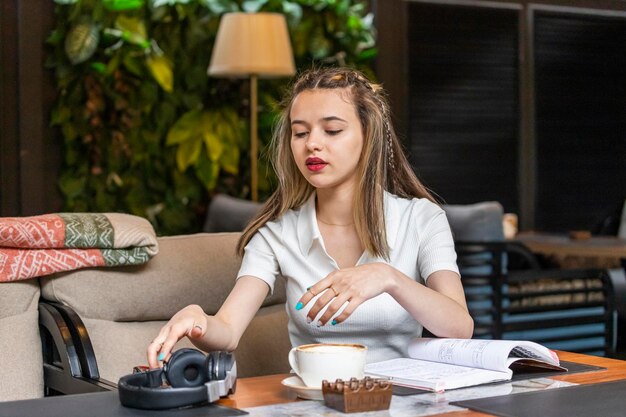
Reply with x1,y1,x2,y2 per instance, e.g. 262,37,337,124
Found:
289,88,364,192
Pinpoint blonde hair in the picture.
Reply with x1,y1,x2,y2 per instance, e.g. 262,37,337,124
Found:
237,67,435,259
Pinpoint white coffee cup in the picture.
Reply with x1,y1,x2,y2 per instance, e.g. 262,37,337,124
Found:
288,343,367,388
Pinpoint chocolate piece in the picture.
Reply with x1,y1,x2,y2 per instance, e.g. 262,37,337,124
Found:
322,377,392,413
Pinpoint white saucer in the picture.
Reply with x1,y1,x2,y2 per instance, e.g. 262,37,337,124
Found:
281,376,324,400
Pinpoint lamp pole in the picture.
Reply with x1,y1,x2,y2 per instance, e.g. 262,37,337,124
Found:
250,73,258,202
208,12,294,202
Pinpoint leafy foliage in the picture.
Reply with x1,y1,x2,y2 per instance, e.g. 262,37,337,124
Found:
49,0,376,235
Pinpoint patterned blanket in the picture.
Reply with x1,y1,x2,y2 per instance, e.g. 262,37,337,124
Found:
0,213,158,282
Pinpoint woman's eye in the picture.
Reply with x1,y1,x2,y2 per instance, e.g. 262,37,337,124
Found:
293,132,308,138
326,130,342,136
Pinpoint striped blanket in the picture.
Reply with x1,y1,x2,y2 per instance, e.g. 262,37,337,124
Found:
0,213,158,282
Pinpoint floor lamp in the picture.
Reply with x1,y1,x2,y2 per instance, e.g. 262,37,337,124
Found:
208,13,295,202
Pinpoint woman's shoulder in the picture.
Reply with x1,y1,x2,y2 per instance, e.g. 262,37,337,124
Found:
384,192,446,235
255,203,304,238
385,192,443,216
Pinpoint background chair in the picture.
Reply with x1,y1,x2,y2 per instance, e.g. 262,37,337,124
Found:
203,194,262,233
443,201,505,243
504,267,615,356
455,241,541,340
592,198,626,239
456,241,618,357
608,268,626,358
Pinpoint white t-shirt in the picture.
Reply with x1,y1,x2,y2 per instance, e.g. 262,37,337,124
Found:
237,192,459,363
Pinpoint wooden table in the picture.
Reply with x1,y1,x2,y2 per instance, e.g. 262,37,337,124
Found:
218,351,626,416
515,232,626,268
1,352,624,417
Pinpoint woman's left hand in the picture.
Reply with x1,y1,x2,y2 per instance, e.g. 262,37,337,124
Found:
297,262,396,326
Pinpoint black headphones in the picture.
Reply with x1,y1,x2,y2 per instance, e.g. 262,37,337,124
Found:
118,348,237,410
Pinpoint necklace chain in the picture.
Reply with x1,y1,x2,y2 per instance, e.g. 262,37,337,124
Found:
317,217,354,227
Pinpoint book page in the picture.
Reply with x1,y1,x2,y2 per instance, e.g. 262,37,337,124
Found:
407,338,559,372
365,358,512,391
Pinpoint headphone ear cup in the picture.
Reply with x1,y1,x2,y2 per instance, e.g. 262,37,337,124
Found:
222,352,236,394
164,348,209,388
206,351,235,381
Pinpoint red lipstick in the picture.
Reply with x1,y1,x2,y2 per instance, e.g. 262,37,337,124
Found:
305,157,327,172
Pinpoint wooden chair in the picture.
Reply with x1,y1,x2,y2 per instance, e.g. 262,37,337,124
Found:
456,241,539,339
502,267,615,355
456,241,617,357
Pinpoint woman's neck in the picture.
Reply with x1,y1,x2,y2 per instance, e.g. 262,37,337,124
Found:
315,188,355,226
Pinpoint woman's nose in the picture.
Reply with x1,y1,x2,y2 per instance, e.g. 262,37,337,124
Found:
305,132,323,151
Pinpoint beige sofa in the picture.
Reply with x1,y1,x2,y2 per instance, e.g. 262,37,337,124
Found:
0,232,291,402
0,281,44,401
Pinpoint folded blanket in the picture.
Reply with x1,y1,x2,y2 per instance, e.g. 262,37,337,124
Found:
0,213,158,282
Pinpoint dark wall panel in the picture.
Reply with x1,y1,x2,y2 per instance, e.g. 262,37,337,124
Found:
0,0,61,216
406,3,520,211
0,0,20,215
535,13,626,232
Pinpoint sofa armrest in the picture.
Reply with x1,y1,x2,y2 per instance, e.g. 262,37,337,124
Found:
0,281,43,401
39,301,116,395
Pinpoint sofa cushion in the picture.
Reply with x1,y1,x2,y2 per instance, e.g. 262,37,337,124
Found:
40,233,285,321
81,304,291,382
79,318,196,383
236,303,291,377
0,281,44,401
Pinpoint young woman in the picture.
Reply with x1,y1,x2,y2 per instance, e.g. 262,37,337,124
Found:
147,67,473,368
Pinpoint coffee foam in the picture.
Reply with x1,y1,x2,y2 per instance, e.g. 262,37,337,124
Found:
299,344,365,353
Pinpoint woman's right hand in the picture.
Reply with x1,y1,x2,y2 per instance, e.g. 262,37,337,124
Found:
146,304,208,369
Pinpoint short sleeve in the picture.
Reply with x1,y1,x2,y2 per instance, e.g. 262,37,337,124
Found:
418,209,460,281
237,229,280,293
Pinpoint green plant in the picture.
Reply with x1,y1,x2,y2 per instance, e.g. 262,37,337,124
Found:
48,0,376,235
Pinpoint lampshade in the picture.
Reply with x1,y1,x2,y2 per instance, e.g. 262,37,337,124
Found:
208,12,295,77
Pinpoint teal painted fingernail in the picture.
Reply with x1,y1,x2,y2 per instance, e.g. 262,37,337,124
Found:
158,352,165,361
306,286,311,291
295,302,303,310
331,319,337,326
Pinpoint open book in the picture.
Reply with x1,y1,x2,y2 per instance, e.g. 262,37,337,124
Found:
364,338,566,392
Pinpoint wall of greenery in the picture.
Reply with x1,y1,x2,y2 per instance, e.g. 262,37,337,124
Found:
48,0,376,235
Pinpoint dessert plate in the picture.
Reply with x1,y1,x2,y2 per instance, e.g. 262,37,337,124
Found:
281,375,324,400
